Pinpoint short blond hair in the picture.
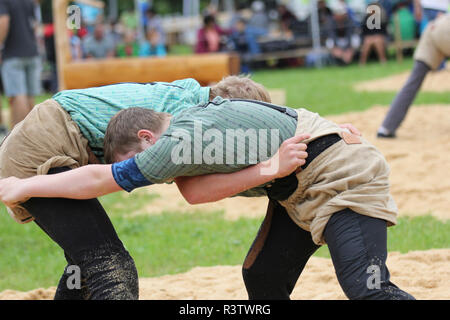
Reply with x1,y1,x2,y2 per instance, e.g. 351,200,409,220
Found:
210,75,271,103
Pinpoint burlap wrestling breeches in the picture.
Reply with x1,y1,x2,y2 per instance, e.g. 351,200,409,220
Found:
278,108,398,245
0,99,91,223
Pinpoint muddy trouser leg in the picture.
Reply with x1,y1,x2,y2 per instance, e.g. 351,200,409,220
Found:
21,167,139,300
380,60,430,134
323,208,415,300
242,200,321,300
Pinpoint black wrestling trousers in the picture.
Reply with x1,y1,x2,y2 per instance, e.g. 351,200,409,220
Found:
22,167,139,300
242,201,415,300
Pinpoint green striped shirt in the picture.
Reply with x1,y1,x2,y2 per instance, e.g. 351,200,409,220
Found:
133,97,297,196
53,79,210,161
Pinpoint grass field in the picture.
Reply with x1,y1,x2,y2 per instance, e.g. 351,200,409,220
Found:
0,58,449,292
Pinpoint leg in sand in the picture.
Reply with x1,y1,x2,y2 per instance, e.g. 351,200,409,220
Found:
378,60,430,137
242,200,320,299
22,167,139,300
323,208,415,300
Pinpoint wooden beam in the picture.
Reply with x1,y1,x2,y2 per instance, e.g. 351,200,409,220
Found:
53,0,72,90
62,54,240,89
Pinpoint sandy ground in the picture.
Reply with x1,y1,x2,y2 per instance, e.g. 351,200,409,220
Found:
1,249,448,300
125,104,450,221
354,65,450,92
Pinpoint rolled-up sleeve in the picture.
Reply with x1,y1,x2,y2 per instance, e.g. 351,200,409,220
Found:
111,157,153,192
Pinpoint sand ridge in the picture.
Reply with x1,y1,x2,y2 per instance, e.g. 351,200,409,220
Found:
1,249,448,300
354,65,450,92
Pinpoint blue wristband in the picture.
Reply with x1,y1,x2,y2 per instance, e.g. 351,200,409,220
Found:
111,157,153,192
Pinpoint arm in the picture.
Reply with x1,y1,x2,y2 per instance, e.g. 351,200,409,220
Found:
175,123,362,204
175,134,310,204
0,15,10,45
0,165,122,208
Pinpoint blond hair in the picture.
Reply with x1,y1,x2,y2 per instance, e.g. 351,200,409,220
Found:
210,75,271,103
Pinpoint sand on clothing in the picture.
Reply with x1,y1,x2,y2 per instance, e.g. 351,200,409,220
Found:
1,249,448,300
354,65,450,92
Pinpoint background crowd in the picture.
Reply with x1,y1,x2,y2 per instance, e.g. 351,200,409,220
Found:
0,0,449,140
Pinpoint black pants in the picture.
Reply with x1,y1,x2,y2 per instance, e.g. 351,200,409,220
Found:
242,201,415,300
22,167,139,300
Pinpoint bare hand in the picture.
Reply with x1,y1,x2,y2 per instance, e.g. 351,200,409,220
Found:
339,123,362,136
267,133,310,179
0,177,29,208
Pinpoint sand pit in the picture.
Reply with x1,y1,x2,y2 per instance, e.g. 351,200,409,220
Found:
1,249,448,300
130,104,450,221
354,65,450,92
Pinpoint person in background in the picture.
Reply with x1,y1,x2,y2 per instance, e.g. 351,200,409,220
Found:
377,14,450,138
145,7,166,47
414,0,449,31
0,76,5,141
318,0,335,37
69,28,83,61
326,3,359,65
229,17,259,73
139,28,166,57
117,30,140,58
83,22,115,59
277,4,299,38
248,1,269,35
359,2,388,65
0,0,42,130
195,15,230,54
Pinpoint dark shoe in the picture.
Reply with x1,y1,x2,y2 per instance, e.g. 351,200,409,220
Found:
376,131,396,138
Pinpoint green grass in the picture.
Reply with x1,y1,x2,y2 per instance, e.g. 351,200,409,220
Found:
252,59,450,115
0,196,448,292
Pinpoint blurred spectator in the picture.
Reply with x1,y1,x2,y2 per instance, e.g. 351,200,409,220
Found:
318,0,335,37
359,3,388,65
0,0,41,130
109,19,126,48
116,30,139,58
195,15,230,54
139,28,167,57
390,2,416,42
83,23,115,59
414,0,449,31
326,3,359,65
277,4,299,38
75,0,102,33
145,8,166,46
69,29,83,60
249,1,269,33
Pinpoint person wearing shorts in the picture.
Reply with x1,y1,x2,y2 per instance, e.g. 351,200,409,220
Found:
0,0,42,129
0,97,415,300
377,14,450,138
0,76,272,300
